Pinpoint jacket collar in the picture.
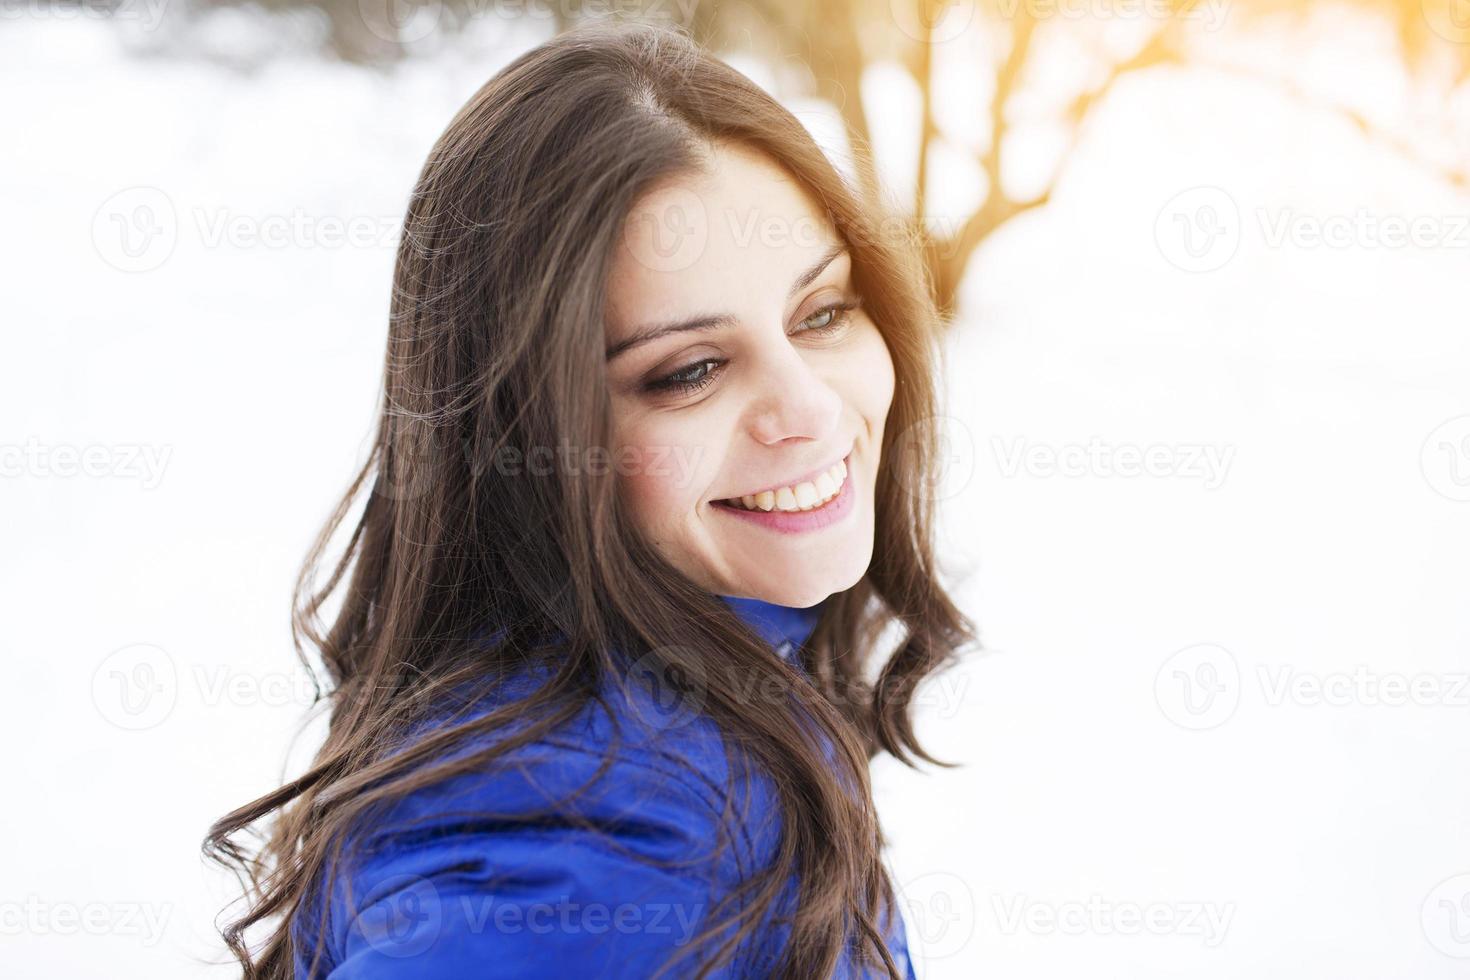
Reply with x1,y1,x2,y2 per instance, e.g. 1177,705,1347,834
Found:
717,594,823,661
472,596,824,663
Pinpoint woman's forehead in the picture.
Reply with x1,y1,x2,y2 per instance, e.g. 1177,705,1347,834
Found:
607,144,844,335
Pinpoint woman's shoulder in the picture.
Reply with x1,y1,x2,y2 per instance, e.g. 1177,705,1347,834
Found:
294,656,781,978
381,651,775,842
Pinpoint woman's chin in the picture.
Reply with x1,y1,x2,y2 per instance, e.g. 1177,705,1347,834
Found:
723,554,869,608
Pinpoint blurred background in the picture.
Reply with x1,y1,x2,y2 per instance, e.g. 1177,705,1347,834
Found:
5,0,1470,976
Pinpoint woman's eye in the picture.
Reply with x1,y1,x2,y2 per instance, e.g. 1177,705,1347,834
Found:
640,300,859,398
798,300,859,334
646,358,723,395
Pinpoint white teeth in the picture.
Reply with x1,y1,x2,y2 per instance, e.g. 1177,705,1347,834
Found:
723,458,848,512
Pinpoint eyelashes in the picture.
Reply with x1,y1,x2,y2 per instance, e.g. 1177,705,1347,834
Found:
646,357,723,396
643,300,862,397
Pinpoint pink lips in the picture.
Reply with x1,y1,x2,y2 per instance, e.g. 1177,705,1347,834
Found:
709,453,856,535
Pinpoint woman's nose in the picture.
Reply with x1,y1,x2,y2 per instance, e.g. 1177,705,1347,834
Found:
744,346,843,447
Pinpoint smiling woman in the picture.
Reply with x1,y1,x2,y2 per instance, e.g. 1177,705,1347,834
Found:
606,141,896,606
204,20,976,980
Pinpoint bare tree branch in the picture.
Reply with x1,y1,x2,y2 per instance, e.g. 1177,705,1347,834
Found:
914,0,939,218
981,9,1038,196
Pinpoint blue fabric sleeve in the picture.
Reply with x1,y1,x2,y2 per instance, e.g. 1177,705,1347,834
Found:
320,738,751,979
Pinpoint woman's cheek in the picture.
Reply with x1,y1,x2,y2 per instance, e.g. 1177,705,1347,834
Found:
614,424,708,533
849,317,896,430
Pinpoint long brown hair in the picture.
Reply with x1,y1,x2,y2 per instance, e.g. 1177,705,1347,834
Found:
205,20,976,979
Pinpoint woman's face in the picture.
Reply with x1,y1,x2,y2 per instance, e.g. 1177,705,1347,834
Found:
604,141,895,608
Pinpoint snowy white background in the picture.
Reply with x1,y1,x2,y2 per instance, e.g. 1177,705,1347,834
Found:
4,7,1470,978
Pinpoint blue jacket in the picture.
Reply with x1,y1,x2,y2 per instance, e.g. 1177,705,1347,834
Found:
293,595,916,978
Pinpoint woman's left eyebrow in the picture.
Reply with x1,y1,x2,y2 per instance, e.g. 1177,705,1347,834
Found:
605,243,849,362
786,242,847,300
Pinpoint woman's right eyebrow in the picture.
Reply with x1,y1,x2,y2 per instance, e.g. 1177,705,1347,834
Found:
605,313,737,362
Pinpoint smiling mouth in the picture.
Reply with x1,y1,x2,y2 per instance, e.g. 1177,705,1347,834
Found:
711,452,850,513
